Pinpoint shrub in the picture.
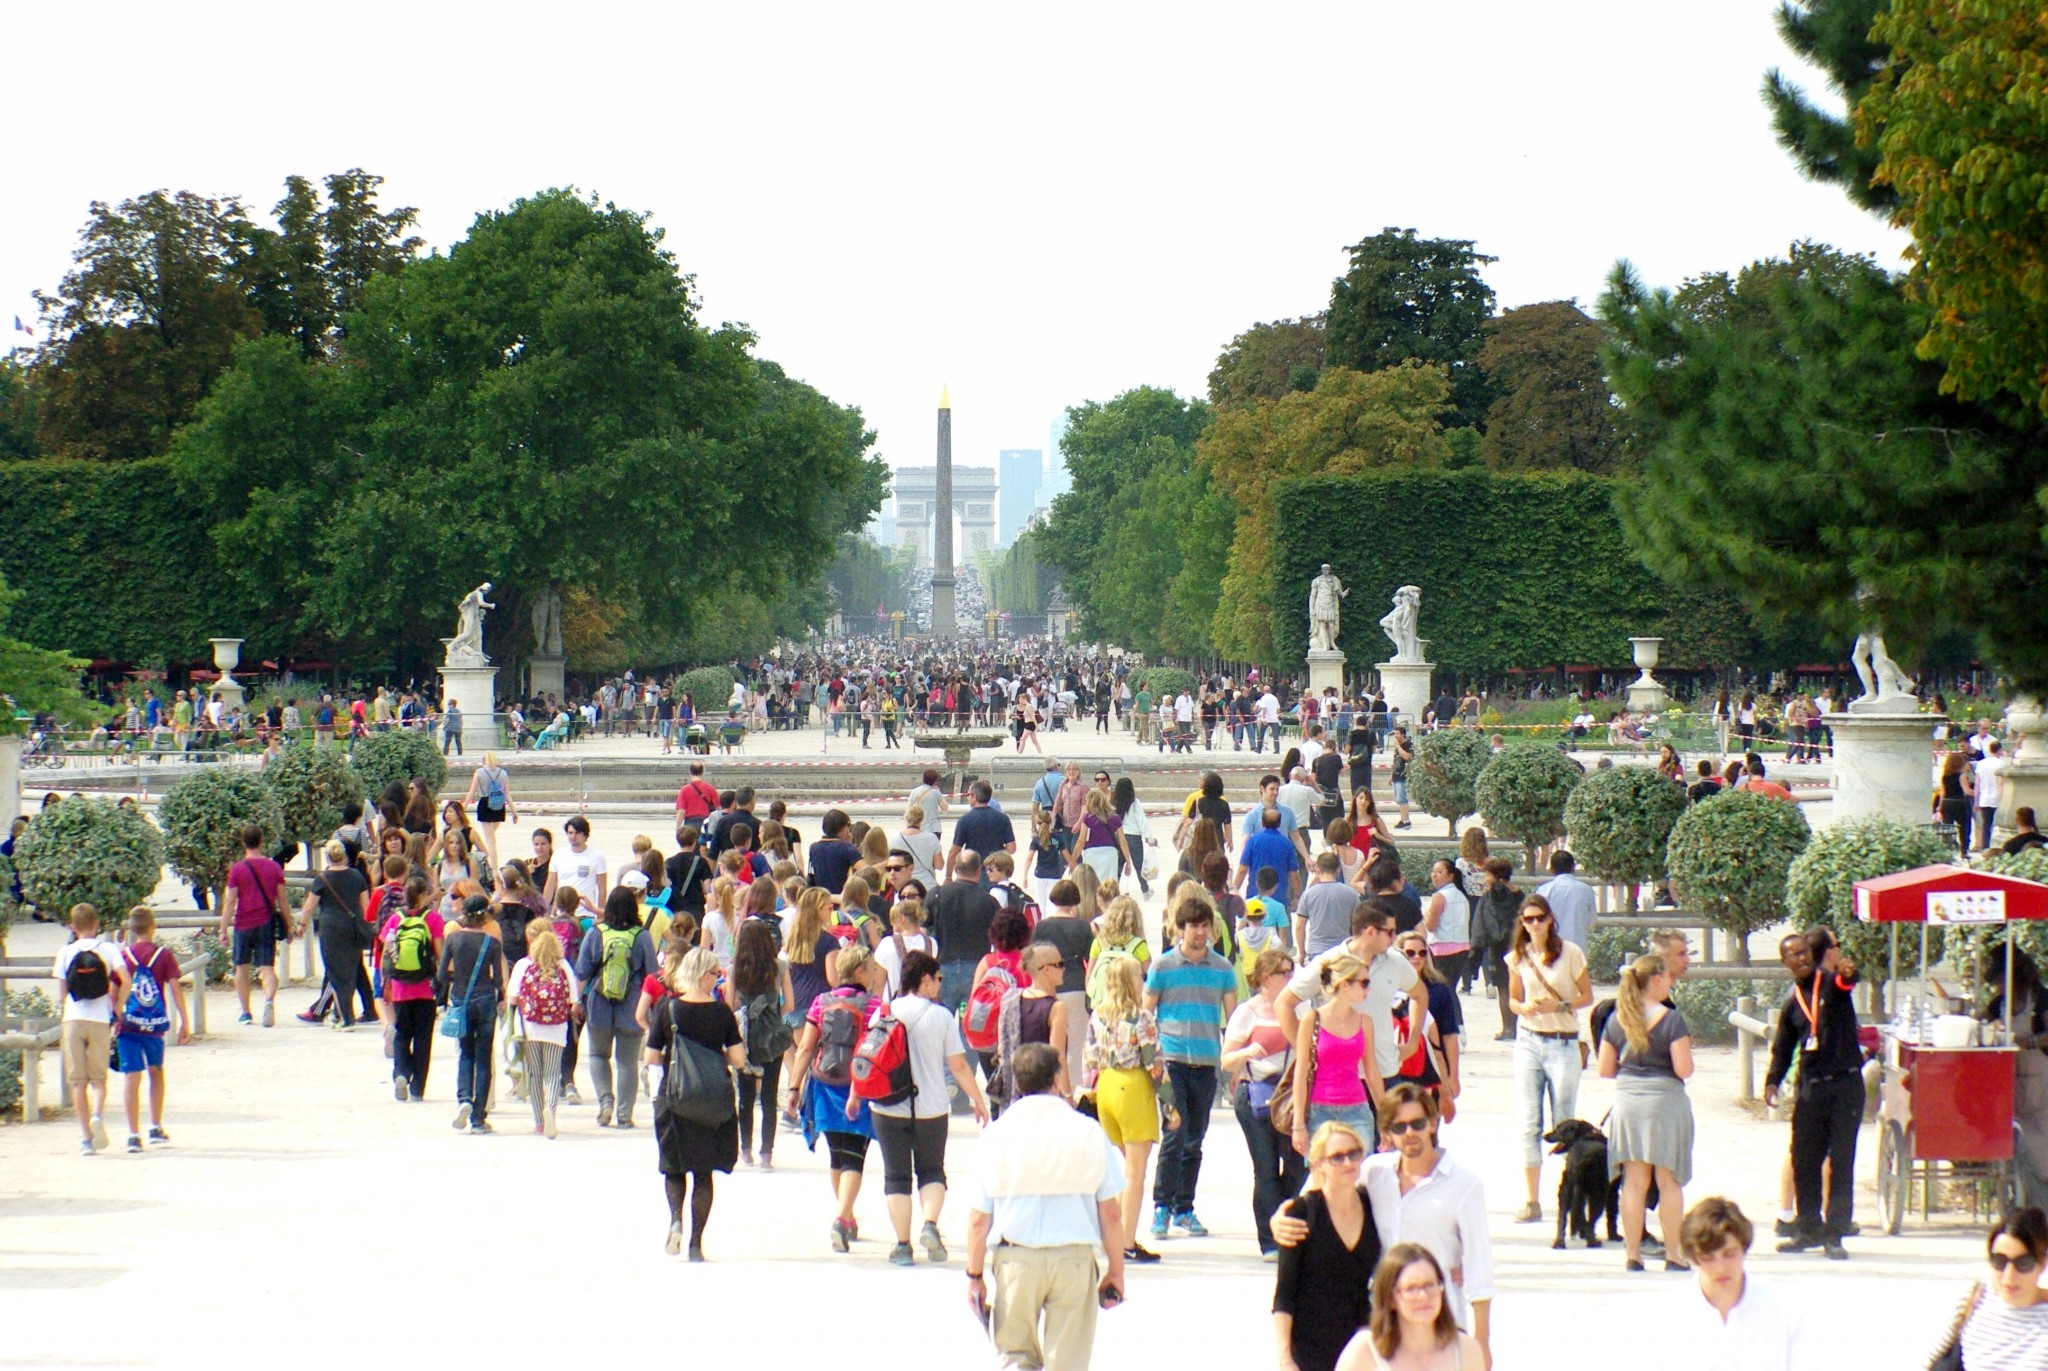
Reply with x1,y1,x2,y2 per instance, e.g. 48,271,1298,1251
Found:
12,796,165,921
1785,816,1953,977
1585,923,1649,983
1410,730,1494,836
1665,790,1811,963
1959,848,2048,969
1475,743,1586,866
1671,978,1785,1047
347,729,448,801
157,769,285,900
1564,766,1690,902
185,928,231,984
0,988,58,1115
1129,667,1197,701
676,667,738,713
264,747,362,854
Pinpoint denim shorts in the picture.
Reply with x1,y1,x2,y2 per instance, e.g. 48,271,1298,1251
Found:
232,923,277,968
1392,781,1410,805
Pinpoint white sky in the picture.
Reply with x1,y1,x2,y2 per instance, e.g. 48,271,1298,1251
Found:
4,0,1903,497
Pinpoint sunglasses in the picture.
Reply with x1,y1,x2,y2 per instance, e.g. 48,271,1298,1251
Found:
1095,776,1111,784
1990,1251,2042,1274
1322,1147,1365,1166
1521,914,1552,925
1044,959,1065,969
1385,1116,1431,1135
885,864,908,873
1402,948,1426,960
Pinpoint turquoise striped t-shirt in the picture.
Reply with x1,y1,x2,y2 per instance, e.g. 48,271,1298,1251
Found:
1146,949,1237,1065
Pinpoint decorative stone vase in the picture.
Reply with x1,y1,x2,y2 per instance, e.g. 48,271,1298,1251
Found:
208,637,247,710
1626,636,1667,712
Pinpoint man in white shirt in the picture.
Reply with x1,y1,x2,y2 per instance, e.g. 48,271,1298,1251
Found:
1255,690,1281,753
1270,1083,1493,1361
1974,740,2007,852
1535,850,1599,950
1276,900,1416,1083
557,815,609,914
1655,1197,1809,1371
1276,767,1321,848
53,903,130,1155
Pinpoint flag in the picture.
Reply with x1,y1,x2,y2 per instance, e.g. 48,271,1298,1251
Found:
11,315,30,337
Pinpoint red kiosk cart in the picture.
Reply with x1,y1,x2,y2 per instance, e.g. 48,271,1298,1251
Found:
1855,864,2048,1232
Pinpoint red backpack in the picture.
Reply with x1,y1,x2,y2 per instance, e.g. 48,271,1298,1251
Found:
518,963,573,1026
851,1001,915,1105
961,951,1021,1052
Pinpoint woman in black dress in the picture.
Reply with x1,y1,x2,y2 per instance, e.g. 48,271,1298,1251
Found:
644,947,744,1260
1273,1121,1383,1371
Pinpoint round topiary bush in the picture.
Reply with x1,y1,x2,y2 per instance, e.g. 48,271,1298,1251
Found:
1475,743,1586,867
1129,667,1197,702
157,768,285,902
1960,848,2048,969
1410,729,1494,837
264,747,362,859
1785,815,1953,981
347,729,448,801
676,667,738,712
1665,790,1811,964
12,796,165,924
1563,766,1690,905
1585,923,1649,983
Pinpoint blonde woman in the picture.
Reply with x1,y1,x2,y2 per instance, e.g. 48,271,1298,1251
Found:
1085,956,1163,1263
1086,895,1153,1008
899,802,942,889
507,923,579,1138
1272,1121,1383,1371
1073,862,1103,926
875,899,937,996
1291,952,1380,1161
700,876,739,968
1598,952,1694,1272
1078,786,1134,885
462,751,515,871
642,948,744,1260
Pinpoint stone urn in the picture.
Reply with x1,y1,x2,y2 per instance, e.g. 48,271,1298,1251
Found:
1626,636,1667,712
208,637,247,710
2007,695,2048,766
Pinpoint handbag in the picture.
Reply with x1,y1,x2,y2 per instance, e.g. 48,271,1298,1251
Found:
1269,1031,1318,1140
1928,1281,1980,1371
659,1000,737,1126
240,859,290,944
438,934,491,1039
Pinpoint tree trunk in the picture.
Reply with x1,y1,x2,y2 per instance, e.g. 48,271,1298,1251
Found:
1728,931,1751,966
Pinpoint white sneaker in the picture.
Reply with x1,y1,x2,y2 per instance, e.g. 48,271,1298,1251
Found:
261,999,275,1028
90,1115,110,1150
544,1106,558,1140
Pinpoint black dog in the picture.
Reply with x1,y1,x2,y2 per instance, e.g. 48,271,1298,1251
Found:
1545,1118,1621,1249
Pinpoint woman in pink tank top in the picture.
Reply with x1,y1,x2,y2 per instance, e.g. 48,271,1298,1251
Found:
1290,951,1379,1158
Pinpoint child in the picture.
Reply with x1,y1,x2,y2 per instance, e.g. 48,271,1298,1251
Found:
549,885,588,1104
701,876,739,968
1028,811,1068,905
1245,866,1291,955
986,851,1037,924
54,903,129,1154
116,907,191,1152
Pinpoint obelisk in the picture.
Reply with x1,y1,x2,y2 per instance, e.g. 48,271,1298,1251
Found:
931,385,957,635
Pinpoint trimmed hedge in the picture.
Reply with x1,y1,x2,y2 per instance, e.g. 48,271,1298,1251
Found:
1564,765,1690,894
12,797,166,921
1786,816,1952,976
677,667,738,712
1129,667,1197,701
1666,790,1810,962
1268,469,1830,672
1410,729,1493,836
157,769,285,898
1475,743,1584,863
265,746,362,853
347,730,449,800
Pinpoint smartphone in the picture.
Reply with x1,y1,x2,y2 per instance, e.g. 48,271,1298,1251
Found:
1098,1283,1123,1309
969,1284,991,1329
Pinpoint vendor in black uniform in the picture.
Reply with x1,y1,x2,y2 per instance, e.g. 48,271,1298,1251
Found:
1764,926,1862,1261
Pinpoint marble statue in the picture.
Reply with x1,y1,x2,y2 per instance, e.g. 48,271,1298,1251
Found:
1308,564,1348,653
1379,584,1423,664
1847,587,1916,713
447,582,495,665
530,587,564,657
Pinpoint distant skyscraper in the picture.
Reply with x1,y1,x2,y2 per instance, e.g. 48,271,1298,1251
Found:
998,449,1042,546
1044,413,1072,504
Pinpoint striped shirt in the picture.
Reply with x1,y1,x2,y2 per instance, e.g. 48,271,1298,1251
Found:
1145,949,1237,1066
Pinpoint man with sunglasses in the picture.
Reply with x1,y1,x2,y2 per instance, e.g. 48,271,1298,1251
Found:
1765,927,1862,1261
1276,900,1416,1087
1269,1083,1493,1365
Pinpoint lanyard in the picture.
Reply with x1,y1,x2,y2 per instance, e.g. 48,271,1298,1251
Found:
1791,971,1825,1048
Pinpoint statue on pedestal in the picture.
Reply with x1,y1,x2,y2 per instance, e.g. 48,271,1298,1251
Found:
447,582,495,665
1847,588,1916,713
530,587,564,657
1379,585,1424,664
1308,564,1347,653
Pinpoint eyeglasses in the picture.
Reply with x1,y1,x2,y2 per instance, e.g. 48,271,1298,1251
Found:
1385,1116,1431,1136
1990,1251,2042,1274
1395,1280,1444,1299
1321,1147,1365,1166
1521,914,1552,926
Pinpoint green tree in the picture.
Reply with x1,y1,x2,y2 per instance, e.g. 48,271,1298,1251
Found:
31,190,266,462
244,170,423,358
1863,0,2048,415
172,191,882,673
1666,790,1811,963
1562,766,1690,906
1324,228,1497,429
10,799,164,940
1601,245,2048,687
1762,0,1897,213
0,571,94,729
0,359,41,461
1477,301,1623,473
157,769,285,906
1785,815,1950,993
1474,744,1585,868
1201,363,1452,662
978,530,1048,617
1208,316,1326,406
1409,729,1494,836
346,729,449,800
263,747,361,867
830,535,914,619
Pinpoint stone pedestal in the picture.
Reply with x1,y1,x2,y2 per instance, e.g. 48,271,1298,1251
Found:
1376,660,1435,728
528,654,566,703
1307,649,1346,700
1997,696,2048,840
1828,709,1943,826
438,663,501,754
0,733,20,831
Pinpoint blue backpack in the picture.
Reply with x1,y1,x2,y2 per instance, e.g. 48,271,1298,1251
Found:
123,946,172,1035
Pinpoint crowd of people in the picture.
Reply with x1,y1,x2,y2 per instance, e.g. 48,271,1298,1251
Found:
32,702,2045,1370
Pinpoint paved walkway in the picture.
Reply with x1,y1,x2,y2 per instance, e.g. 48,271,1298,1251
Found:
1,811,1976,1370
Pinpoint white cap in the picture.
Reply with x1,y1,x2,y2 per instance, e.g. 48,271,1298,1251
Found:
620,869,650,891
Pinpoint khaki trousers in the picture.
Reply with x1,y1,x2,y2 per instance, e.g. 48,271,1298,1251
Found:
991,1242,1099,1370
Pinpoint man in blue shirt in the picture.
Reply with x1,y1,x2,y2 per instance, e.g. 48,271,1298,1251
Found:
1143,903,1238,1242
947,781,1017,882
1234,806,1302,903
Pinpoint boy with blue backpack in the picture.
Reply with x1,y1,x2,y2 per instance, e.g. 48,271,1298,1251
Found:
115,906,191,1152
